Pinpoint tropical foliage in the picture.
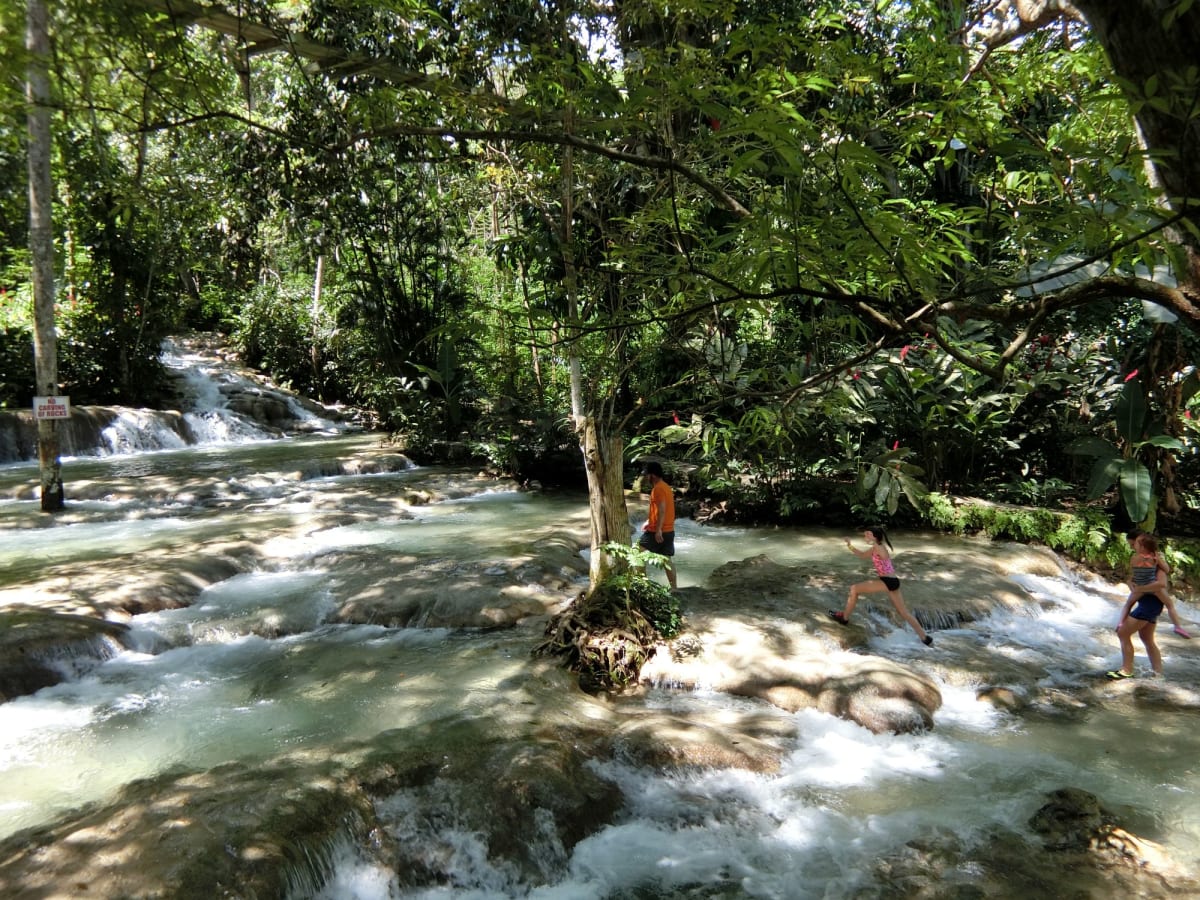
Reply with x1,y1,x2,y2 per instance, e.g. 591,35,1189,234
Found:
3,0,1200,542
534,570,681,691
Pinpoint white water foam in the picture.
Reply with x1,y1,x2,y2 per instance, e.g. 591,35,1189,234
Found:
292,562,1200,900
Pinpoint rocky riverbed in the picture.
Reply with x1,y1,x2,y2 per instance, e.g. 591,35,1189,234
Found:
2,452,1198,897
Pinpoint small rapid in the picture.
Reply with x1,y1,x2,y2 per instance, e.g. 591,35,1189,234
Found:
1,344,1197,898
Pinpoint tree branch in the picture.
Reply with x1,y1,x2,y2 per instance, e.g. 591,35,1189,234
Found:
963,1,1086,82
346,124,752,220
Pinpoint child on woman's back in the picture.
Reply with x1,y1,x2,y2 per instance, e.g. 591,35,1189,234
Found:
1124,532,1190,639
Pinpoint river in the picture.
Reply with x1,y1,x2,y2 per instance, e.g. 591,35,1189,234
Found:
0,349,1197,898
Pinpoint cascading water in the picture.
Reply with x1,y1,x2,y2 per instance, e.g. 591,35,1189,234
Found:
0,335,350,463
160,336,346,445
0,349,1197,899
301,547,1200,899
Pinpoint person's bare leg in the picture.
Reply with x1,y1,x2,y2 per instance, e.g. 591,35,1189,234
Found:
1161,595,1190,637
1115,619,1142,675
887,589,930,643
665,558,677,590
1139,622,1162,674
840,579,882,619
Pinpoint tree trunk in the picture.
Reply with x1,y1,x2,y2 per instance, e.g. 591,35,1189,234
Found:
580,417,632,585
1073,2,1200,294
27,0,64,512
558,54,619,585
311,252,324,397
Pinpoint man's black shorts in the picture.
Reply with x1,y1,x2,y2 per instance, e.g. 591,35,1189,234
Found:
638,530,675,557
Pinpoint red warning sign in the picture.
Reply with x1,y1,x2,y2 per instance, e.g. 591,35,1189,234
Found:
33,396,71,420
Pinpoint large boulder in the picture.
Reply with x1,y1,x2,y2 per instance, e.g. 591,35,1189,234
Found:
609,706,797,773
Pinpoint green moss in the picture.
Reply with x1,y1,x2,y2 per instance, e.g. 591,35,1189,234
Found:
919,495,1200,598
533,573,681,692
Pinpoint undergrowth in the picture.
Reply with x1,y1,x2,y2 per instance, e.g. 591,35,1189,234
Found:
924,493,1199,597
533,571,681,693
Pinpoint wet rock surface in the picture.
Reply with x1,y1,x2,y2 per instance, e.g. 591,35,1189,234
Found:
2,462,1198,895
0,610,127,702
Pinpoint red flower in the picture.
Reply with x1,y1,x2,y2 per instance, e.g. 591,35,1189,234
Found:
900,345,911,361
893,441,899,450
672,411,680,425
1124,369,1139,382
852,371,860,380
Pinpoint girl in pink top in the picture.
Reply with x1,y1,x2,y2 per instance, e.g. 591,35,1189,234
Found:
829,526,932,646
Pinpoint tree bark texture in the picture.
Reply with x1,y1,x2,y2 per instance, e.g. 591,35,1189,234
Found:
26,0,64,512
580,417,631,586
1073,1,1200,289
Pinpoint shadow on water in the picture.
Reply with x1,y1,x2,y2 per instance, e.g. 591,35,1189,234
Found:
0,432,1198,898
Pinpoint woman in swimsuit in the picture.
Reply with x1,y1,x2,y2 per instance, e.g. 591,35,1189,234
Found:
1109,532,1187,679
828,526,932,646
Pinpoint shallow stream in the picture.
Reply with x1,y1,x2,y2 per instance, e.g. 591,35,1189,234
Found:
0,409,1197,897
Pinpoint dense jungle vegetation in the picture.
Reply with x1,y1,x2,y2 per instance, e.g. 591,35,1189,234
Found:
3,1,1199,577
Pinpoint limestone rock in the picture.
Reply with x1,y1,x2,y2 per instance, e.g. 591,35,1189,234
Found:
0,609,127,702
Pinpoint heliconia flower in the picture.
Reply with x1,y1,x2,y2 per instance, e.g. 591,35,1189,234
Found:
893,441,899,450
852,371,860,380
672,412,680,425
900,345,911,361
1124,369,1139,382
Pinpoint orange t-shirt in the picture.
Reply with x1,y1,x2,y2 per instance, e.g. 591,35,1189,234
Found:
646,480,675,532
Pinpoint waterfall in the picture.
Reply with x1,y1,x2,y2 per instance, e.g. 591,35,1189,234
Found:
0,336,352,463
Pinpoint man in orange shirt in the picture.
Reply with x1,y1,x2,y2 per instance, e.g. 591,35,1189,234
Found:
638,460,677,590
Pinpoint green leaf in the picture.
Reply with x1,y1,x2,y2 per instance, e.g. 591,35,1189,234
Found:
897,473,928,502
1067,436,1119,458
1140,434,1184,451
1086,457,1121,500
1118,459,1153,523
875,473,892,509
1113,380,1146,442
657,425,693,444
861,466,881,492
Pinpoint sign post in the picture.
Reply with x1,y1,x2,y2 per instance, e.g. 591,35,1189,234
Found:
33,395,71,420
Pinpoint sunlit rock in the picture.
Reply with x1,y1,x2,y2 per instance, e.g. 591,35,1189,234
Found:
642,553,945,733
609,708,794,773
0,758,376,900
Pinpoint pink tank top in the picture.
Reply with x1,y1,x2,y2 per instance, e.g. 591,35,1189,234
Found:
872,550,895,577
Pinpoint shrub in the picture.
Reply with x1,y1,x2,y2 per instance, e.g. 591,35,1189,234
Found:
533,571,681,692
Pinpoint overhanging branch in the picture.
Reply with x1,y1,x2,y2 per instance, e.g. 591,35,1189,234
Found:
347,124,751,219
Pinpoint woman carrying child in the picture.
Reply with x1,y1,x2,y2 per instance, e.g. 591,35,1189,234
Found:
1109,532,1189,679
